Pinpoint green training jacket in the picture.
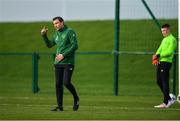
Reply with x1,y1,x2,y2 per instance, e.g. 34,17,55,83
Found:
156,34,177,63
42,25,78,65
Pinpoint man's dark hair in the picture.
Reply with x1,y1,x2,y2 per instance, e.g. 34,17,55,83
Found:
161,24,170,29
52,16,64,22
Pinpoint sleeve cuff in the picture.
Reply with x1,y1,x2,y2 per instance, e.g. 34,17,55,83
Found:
156,54,160,58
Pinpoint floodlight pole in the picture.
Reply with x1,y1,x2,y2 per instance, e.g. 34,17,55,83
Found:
114,0,120,96
141,0,161,29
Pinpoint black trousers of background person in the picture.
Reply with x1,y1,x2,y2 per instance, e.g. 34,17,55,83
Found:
54,64,79,108
156,62,172,104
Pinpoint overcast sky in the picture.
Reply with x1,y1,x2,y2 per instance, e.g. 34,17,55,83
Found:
0,0,178,22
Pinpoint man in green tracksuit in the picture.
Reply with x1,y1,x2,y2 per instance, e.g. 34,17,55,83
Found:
152,24,177,108
40,16,79,111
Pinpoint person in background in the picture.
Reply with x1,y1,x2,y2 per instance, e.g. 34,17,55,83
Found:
152,24,177,108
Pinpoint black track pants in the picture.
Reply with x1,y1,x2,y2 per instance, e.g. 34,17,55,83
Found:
54,64,79,107
156,62,172,104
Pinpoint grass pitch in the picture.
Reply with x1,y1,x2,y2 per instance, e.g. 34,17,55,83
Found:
0,19,179,120
0,95,180,120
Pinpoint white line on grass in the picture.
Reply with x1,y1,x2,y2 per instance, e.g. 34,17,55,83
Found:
0,103,180,111
0,96,52,100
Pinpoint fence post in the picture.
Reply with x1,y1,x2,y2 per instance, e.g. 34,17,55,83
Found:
114,0,120,96
32,52,40,93
52,53,56,61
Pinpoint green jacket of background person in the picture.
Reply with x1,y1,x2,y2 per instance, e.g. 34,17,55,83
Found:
156,33,177,63
42,25,78,65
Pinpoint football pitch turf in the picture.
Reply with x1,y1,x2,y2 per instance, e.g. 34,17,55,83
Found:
0,19,179,120
0,95,180,120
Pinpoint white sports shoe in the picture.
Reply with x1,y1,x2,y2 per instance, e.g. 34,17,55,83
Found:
166,99,176,108
154,103,167,108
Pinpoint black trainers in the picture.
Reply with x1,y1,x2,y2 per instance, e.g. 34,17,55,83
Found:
73,98,79,111
51,106,63,111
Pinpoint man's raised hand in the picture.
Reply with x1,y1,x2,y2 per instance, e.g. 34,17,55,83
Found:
41,26,48,35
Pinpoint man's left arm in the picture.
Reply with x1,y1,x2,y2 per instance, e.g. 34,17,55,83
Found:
62,30,78,57
160,38,177,57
